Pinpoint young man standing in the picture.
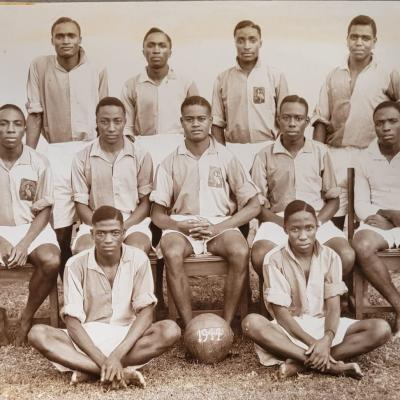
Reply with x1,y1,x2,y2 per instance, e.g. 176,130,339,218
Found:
29,206,180,388
352,101,400,337
151,96,260,327
312,15,400,228
211,20,288,170
251,95,354,281
26,17,108,276
0,105,60,345
71,97,153,254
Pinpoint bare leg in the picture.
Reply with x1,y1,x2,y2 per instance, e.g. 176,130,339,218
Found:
250,240,277,277
207,231,249,324
124,232,151,254
55,226,73,280
0,307,9,346
352,230,400,334
325,237,355,277
15,244,60,346
161,233,194,326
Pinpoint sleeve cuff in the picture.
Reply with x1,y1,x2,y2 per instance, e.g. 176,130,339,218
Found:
265,287,291,307
73,193,89,205
324,281,348,299
310,114,329,127
324,187,341,199
149,191,171,208
211,115,226,128
25,101,43,114
236,182,260,209
31,197,54,212
132,292,158,314
60,304,86,323
138,183,152,198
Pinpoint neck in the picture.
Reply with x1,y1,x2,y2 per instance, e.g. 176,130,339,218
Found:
185,136,211,158
379,142,400,159
281,135,305,154
99,136,124,154
238,58,257,74
95,248,122,269
57,52,80,72
0,144,23,164
146,64,169,82
348,54,372,73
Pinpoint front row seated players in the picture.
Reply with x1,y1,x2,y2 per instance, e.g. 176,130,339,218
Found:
243,200,391,380
0,104,60,346
28,205,181,388
151,95,261,327
250,95,355,284
71,97,153,255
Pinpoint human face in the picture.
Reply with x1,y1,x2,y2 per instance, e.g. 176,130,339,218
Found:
97,105,126,146
284,211,317,256
143,32,171,69
278,102,309,142
374,106,400,148
92,219,124,257
51,22,81,59
235,26,262,65
347,24,376,63
0,108,25,151
181,105,212,143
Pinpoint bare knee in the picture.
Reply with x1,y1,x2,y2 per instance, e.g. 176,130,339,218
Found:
154,319,181,347
352,235,377,259
338,245,355,276
251,241,275,276
160,239,186,266
28,324,51,350
368,319,392,347
37,250,60,276
242,313,269,339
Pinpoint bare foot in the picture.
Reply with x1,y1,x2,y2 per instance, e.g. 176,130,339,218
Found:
14,317,32,346
0,308,10,346
392,316,400,340
328,361,363,380
70,370,95,386
278,359,306,379
124,367,146,388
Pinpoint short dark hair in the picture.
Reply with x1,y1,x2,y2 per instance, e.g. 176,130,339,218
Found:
347,15,377,38
373,101,400,119
234,20,261,38
143,27,172,48
280,95,309,116
95,97,126,116
181,96,211,115
0,104,26,123
92,205,123,226
51,17,81,36
284,200,317,225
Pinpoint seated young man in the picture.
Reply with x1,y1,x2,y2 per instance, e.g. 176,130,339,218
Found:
243,200,391,380
351,101,400,337
0,104,60,346
251,95,354,280
150,96,260,327
71,97,153,254
28,205,180,389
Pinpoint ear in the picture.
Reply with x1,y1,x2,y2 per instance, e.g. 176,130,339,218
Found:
51,36,54,46
305,117,310,126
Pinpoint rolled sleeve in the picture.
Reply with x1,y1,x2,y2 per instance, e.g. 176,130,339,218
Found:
321,150,340,199
251,151,270,208
264,258,292,308
275,72,289,117
211,75,226,128
311,80,331,127
149,164,173,208
131,257,157,314
26,60,44,114
98,68,109,100
71,152,90,206
32,157,54,212
324,252,348,299
187,81,199,97
137,151,153,198
121,79,136,137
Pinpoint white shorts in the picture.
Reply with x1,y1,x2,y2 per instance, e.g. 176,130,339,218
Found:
253,220,345,246
158,215,239,257
72,218,152,250
46,141,93,229
0,223,59,265
355,223,400,249
255,315,357,366
226,141,272,172
52,321,147,372
327,146,366,217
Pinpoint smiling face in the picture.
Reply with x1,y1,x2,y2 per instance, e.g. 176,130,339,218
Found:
278,101,309,143
143,31,171,69
0,108,25,151
180,104,212,144
234,26,262,65
51,22,81,60
374,106,400,149
97,105,126,146
347,24,376,63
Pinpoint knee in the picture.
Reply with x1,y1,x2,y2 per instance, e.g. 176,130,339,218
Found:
28,324,49,350
251,241,275,275
338,245,355,276
156,319,181,347
160,240,185,264
38,251,60,276
241,313,267,339
352,236,376,258
369,319,392,347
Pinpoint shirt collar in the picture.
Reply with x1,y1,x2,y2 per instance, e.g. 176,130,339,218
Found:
138,66,177,84
367,138,400,161
177,134,217,156
235,57,262,71
87,243,130,274
273,136,311,155
90,136,135,160
55,47,87,72
339,54,377,71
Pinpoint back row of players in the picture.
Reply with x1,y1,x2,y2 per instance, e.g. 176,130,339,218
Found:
0,14,399,384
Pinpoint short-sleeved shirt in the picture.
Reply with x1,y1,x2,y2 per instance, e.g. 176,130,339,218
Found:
211,59,288,144
355,139,400,221
26,48,108,143
263,241,347,318
0,145,53,226
72,137,153,218
150,136,259,216
121,68,198,136
62,244,157,325
312,57,400,149
251,137,339,213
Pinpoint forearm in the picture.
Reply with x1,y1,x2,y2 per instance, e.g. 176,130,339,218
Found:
111,306,153,361
65,316,106,367
312,122,327,144
26,113,42,149
323,297,340,343
124,197,150,230
377,209,400,227
76,203,94,226
151,204,179,231
258,206,284,226
19,207,50,247
211,125,226,145
317,198,339,224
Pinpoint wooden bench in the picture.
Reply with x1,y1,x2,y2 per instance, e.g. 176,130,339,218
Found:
0,264,59,327
166,254,248,321
348,167,400,319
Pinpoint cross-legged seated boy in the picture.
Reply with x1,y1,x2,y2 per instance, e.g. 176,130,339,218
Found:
150,96,260,327
251,95,354,280
243,200,391,380
0,104,60,346
71,97,153,255
28,206,180,388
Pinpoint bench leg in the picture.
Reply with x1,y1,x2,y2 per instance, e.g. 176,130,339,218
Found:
353,265,365,320
49,284,59,328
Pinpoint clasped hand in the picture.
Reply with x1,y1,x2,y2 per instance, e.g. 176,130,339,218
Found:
177,218,218,240
0,240,29,269
304,337,336,371
100,355,126,390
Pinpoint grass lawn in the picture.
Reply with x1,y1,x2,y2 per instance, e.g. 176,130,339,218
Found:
1,271,400,400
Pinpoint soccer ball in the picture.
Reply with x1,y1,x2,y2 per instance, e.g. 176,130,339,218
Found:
183,313,234,364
